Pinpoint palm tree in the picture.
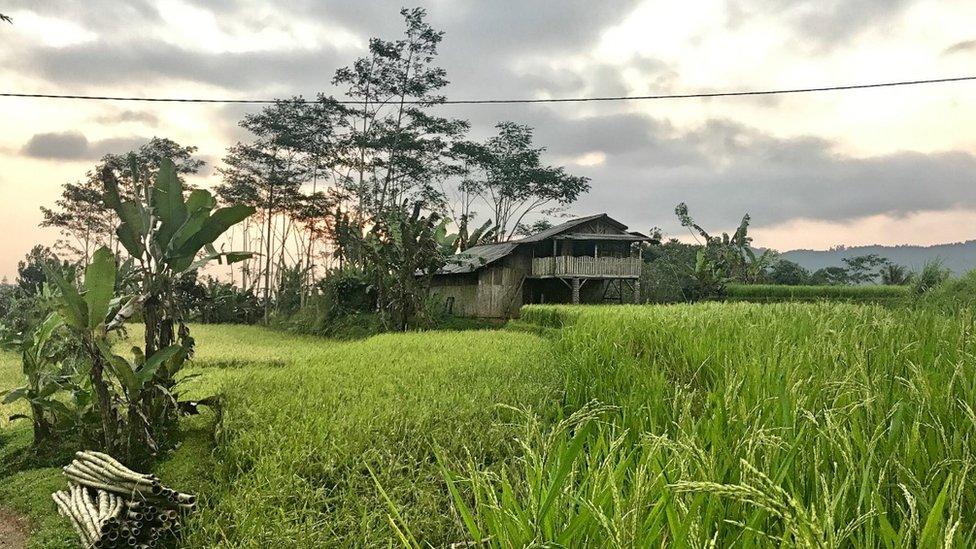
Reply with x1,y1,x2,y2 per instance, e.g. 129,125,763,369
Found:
880,263,909,285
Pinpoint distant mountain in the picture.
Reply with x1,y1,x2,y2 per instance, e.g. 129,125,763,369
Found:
779,240,976,275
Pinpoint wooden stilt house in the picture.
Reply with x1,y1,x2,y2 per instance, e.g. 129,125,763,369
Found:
429,213,649,317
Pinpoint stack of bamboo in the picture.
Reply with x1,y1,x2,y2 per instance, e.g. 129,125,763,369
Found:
51,450,196,548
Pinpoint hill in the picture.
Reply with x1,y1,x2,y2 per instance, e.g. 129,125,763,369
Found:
780,240,976,274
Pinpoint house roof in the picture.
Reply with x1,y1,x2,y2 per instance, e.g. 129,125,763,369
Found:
553,233,649,241
435,213,641,275
437,241,519,274
517,213,627,243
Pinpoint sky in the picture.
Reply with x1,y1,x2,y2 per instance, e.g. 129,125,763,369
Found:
1,0,975,278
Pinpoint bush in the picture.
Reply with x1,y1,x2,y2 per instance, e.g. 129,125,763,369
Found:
918,269,976,311
910,260,952,296
269,267,379,338
179,275,262,324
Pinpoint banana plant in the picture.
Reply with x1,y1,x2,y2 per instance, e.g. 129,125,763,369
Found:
99,156,253,459
103,157,254,275
0,312,70,444
28,156,256,460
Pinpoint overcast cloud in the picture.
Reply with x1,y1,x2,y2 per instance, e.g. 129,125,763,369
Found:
0,0,975,275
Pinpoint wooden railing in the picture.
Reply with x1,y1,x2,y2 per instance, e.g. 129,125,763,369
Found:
531,256,641,278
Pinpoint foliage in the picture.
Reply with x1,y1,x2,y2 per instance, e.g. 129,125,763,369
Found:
217,98,341,311
880,262,911,285
451,215,498,252
724,283,910,302
274,264,306,317
333,7,468,218
0,313,70,445
672,203,775,297
842,253,890,284
455,123,589,241
12,157,255,462
640,239,701,302
497,303,976,547
767,258,810,285
809,265,851,285
361,202,452,330
16,246,69,297
916,269,976,312
177,275,262,325
910,260,952,296
40,138,204,264
512,218,554,238
317,266,376,316
94,157,253,460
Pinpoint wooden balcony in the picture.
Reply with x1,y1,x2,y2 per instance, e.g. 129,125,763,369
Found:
531,256,641,278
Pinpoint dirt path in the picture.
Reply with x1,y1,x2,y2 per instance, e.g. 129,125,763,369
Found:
0,506,27,549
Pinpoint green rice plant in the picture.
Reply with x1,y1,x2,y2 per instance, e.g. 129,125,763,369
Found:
451,303,976,547
724,284,909,303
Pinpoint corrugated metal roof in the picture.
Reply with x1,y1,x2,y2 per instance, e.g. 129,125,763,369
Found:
434,213,635,274
517,213,626,243
553,233,649,241
438,241,519,274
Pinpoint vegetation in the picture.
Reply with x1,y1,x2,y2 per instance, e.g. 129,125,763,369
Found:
5,294,976,546
724,283,910,302
487,303,976,547
1,324,557,547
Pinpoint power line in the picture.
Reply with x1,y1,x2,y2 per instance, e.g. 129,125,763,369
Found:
1,75,975,105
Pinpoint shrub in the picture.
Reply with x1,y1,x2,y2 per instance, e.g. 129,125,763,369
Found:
182,277,262,324
910,260,952,296
919,269,976,311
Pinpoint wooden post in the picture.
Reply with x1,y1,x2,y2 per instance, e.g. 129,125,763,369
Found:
572,278,581,304
633,278,641,303
552,239,557,276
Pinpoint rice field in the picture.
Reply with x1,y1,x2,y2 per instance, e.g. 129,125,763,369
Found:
2,302,975,547
724,283,910,302
477,303,976,547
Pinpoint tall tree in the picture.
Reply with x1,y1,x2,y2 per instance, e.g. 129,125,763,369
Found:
41,138,204,263
842,254,889,285
16,245,66,296
332,7,468,219
456,122,590,241
218,99,312,312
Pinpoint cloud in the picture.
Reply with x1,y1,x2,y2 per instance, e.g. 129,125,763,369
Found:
22,132,89,160
944,39,976,55
22,132,149,160
728,0,913,49
499,109,976,235
94,110,160,125
13,41,345,94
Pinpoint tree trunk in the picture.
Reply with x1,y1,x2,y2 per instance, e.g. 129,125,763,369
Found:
88,347,118,455
30,402,51,446
263,206,274,320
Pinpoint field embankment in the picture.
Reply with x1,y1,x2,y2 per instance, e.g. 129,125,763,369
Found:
723,283,910,303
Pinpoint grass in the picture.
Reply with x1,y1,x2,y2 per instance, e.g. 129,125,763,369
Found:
724,283,910,302
463,303,976,546
4,301,976,547
1,324,557,547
